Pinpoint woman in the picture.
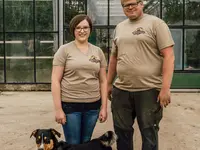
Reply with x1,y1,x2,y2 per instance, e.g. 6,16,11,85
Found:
51,14,108,144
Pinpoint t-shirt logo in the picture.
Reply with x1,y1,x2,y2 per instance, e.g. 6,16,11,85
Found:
132,27,145,35
89,55,100,63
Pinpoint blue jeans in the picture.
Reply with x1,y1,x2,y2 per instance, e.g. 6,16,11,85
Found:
62,109,99,144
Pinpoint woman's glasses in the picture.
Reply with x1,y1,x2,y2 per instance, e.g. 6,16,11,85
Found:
75,26,90,32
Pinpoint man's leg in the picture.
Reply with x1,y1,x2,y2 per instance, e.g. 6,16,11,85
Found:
111,86,135,150
134,89,163,150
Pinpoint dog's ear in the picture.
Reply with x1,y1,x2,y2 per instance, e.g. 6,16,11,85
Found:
30,129,39,138
50,128,61,138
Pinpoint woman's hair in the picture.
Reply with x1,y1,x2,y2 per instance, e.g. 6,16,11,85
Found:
69,14,93,37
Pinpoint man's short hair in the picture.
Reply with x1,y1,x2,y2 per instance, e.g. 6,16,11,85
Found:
121,0,143,4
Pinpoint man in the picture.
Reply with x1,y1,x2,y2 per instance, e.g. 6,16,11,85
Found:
107,0,175,150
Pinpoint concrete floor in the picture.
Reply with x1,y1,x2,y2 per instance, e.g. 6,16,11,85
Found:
0,92,200,150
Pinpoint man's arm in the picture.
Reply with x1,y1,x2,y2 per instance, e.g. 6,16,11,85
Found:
107,55,117,99
161,46,175,90
158,46,175,107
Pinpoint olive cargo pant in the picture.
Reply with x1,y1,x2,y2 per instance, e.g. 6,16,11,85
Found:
111,87,163,150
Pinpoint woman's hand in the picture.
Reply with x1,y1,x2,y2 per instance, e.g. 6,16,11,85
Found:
98,107,107,123
55,109,66,125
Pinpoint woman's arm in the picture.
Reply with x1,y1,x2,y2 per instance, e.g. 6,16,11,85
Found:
99,67,108,122
51,66,66,124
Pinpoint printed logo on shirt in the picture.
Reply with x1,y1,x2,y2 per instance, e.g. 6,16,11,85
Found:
89,55,100,63
132,27,145,35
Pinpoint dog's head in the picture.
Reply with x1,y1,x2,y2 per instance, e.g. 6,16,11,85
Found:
30,128,61,150
98,131,117,147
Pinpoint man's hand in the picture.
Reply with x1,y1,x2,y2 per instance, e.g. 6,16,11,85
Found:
55,109,66,125
157,88,171,107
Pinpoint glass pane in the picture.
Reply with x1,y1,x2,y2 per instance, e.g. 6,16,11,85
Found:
162,0,183,25
144,0,160,17
110,0,126,25
87,0,108,25
35,33,57,82
35,33,58,56
35,0,58,31
89,28,109,62
5,33,34,56
64,0,85,25
5,0,33,32
185,29,200,70
0,33,3,56
170,29,183,70
36,58,52,82
0,33,4,82
64,28,74,44
109,29,115,57
6,59,34,82
0,0,3,31
185,0,200,25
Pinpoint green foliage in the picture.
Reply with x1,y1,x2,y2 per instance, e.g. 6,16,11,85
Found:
4,1,55,31
0,0,3,31
65,0,85,24
162,0,183,24
4,1,33,31
186,31,200,68
35,1,53,31
185,0,200,21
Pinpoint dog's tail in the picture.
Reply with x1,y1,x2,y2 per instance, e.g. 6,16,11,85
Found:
99,131,117,147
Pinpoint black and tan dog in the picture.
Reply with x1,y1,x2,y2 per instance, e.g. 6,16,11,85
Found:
30,128,117,150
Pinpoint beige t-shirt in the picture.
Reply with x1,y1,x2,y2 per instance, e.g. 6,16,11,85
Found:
111,14,175,91
53,41,107,103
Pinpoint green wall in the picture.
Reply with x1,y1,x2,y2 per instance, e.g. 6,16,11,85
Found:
172,73,200,89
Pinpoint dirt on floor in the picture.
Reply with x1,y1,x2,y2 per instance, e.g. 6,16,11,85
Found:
0,92,200,150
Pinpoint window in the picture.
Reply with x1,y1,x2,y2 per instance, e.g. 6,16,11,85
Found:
185,29,200,70
5,0,34,32
35,33,58,82
0,33,3,82
35,0,58,31
185,0,200,25
110,0,126,25
64,0,85,25
162,0,183,25
144,0,160,18
0,0,3,31
87,0,108,25
171,29,183,70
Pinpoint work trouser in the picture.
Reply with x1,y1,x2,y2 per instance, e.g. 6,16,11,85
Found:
111,87,163,150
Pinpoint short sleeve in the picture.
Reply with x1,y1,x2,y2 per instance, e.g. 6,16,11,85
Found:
155,22,175,50
111,28,118,57
98,48,107,68
53,45,67,66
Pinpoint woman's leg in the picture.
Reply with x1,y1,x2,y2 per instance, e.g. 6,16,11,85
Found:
81,109,99,143
62,112,82,144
